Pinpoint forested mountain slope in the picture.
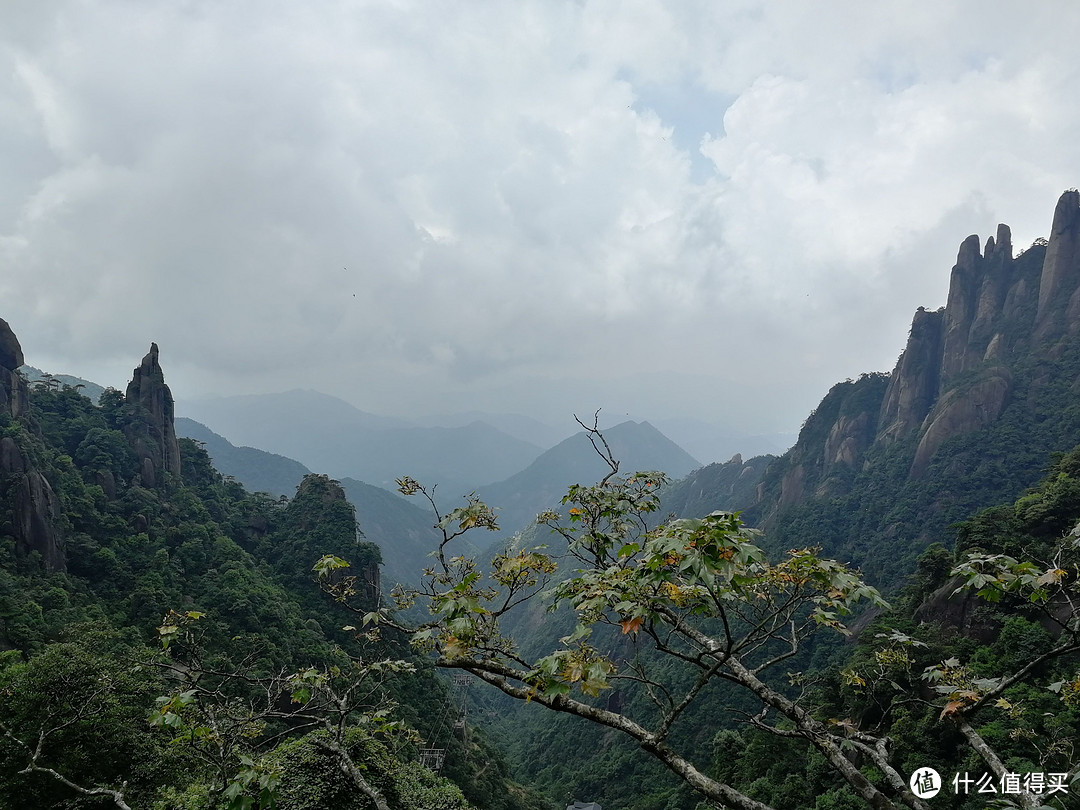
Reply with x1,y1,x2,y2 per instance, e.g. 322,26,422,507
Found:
0,324,544,810
703,190,1080,585
176,416,312,498
173,417,447,590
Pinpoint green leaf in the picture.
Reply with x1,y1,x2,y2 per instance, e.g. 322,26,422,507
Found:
542,681,571,698
312,555,350,579
291,687,311,704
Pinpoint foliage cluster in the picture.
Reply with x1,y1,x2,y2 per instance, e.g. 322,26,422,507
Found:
0,382,540,810
341,418,1080,810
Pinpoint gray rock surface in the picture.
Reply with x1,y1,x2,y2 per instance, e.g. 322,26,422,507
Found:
124,343,182,487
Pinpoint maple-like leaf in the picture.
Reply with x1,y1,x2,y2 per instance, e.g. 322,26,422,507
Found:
620,616,643,635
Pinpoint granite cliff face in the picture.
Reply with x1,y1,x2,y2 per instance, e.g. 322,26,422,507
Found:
750,190,1080,527
3,335,186,571
876,218,1046,472
1035,189,1080,341
124,343,183,488
661,452,774,519
0,318,28,420
749,373,889,523
0,320,65,572
876,307,943,445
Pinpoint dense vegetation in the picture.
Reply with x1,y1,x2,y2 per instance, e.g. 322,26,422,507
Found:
0,383,543,810
3,338,1080,808
706,446,1080,809
351,421,1080,810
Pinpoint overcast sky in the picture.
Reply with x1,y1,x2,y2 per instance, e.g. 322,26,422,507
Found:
3,1,1079,436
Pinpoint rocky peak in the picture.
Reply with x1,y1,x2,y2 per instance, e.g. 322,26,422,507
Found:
939,229,1019,383
876,306,944,446
1035,189,1080,339
988,223,1013,262
0,318,28,419
124,343,182,487
879,217,1044,476
914,216,1043,397
755,190,1080,517
0,318,65,571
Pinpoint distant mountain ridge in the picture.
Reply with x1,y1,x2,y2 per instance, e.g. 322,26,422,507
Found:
175,417,311,498
178,389,546,494
477,419,701,535
413,410,574,448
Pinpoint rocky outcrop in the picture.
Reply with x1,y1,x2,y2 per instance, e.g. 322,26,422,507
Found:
938,224,1025,386
753,191,1080,515
822,411,874,473
876,307,944,445
13,471,66,572
871,202,1068,478
0,319,65,571
1035,189,1080,339
873,225,1027,470
778,463,806,509
0,318,28,419
939,235,983,382
970,224,1013,341
909,367,1012,477
913,576,998,643
124,343,182,487
751,374,889,520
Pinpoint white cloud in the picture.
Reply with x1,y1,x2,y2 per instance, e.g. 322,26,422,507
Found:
2,0,1079,434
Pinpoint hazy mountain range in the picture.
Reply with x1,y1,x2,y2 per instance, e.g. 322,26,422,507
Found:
173,414,702,581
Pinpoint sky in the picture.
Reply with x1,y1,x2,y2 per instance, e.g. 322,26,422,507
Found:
3,0,1080,438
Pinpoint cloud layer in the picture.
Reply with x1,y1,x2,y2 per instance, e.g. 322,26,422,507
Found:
3,1,1079,433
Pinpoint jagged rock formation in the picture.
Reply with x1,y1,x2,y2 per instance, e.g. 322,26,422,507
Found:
1035,189,1080,340
124,343,182,487
0,319,66,571
880,221,1037,465
0,318,28,420
876,307,944,445
747,190,1080,540
751,373,889,518
661,452,774,519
